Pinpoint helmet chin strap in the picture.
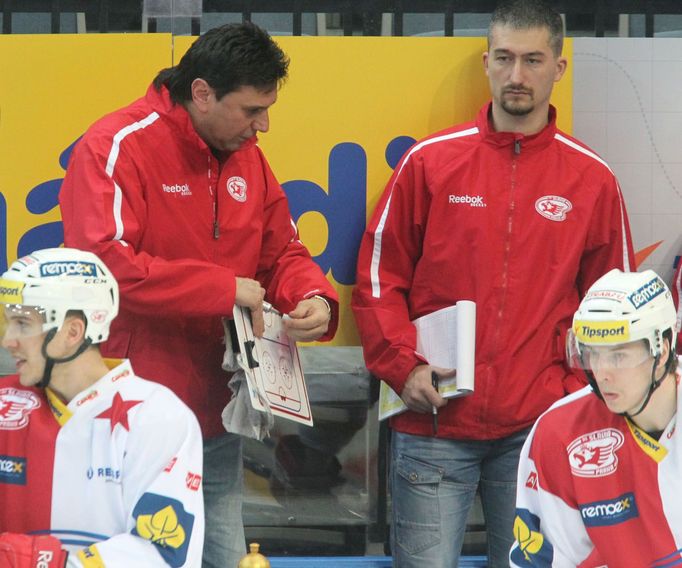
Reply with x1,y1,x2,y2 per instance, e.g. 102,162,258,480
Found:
625,354,663,419
38,328,92,389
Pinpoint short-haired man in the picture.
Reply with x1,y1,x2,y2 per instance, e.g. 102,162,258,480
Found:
59,23,338,568
512,269,681,566
0,248,203,567
351,0,634,565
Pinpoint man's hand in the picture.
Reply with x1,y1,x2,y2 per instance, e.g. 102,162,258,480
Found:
0,533,67,568
400,364,455,413
235,277,266,337
283,297,331,342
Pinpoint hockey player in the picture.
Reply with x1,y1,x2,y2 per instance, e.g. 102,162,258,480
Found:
511,269,681,566
0,248,203,567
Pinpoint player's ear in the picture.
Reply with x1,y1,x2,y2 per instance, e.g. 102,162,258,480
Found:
62,314,87,345
657,336,671,374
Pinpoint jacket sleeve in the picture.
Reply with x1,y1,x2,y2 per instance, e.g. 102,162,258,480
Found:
70,391,204,567
577,175,635,294
671,258,682,353
253,149,339,340
60,131,237,319
351,150,429,392
510,420,595,568
562,173,636,393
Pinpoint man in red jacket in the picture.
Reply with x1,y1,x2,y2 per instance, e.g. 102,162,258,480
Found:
351,1,634,566
59,23,338,568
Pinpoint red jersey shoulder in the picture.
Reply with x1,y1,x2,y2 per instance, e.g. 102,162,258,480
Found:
531,392,626,475
535,392,613,440
0,376,43,431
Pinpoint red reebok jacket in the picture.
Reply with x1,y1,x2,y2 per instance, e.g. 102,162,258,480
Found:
60,85,338,437
352,103,634,440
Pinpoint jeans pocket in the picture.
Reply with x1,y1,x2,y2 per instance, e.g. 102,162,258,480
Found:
393,453,444,556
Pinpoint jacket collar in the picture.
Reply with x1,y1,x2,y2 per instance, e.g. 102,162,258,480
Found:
476,101,557,152
144,83,258,156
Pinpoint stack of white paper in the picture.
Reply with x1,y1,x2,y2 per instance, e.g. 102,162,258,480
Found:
378,301,476,420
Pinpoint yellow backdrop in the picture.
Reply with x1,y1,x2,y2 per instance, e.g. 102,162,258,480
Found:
0,34,572,346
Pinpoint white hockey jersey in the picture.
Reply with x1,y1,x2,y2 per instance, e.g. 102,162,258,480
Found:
0,359,204,567
511,377,682,567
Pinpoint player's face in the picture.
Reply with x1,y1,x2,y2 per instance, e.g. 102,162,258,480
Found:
195,85,277,152
1,305,47,387
587,341,655,415
484,25,566,121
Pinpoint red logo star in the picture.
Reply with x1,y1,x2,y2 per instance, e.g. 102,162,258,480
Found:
95,392,143,433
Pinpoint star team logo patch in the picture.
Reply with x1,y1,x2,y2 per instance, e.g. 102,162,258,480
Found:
226,176,247,202
95,392,143,433
535,195,573,222
0,388,41,430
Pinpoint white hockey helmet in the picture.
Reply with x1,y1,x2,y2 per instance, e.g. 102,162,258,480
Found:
567,268,677,367
0,248,118,344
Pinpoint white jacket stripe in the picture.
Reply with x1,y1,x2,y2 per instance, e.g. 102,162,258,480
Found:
105,112,160,245
370,127,479,298
554,133,631,271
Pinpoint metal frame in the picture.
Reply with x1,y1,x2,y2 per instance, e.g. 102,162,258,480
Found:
2,0,682,36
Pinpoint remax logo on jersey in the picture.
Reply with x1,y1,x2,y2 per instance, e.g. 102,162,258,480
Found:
162,183,192,196
227,176,248,202
0,455,27,485
535,195,572,222
40,261,97,277
628,276,666,309
579,493,639,527
448,194,486,207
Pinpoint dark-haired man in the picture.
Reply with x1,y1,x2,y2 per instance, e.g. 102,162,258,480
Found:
351,0,634,566
60,23,338,568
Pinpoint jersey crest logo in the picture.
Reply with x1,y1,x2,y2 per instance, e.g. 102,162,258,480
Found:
227,176,247,202
0,388,41,430
567,428,624,477
535,195,572,222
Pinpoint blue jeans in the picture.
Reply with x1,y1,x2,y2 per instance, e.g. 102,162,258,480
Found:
202,433,246,568
390,429,530,568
